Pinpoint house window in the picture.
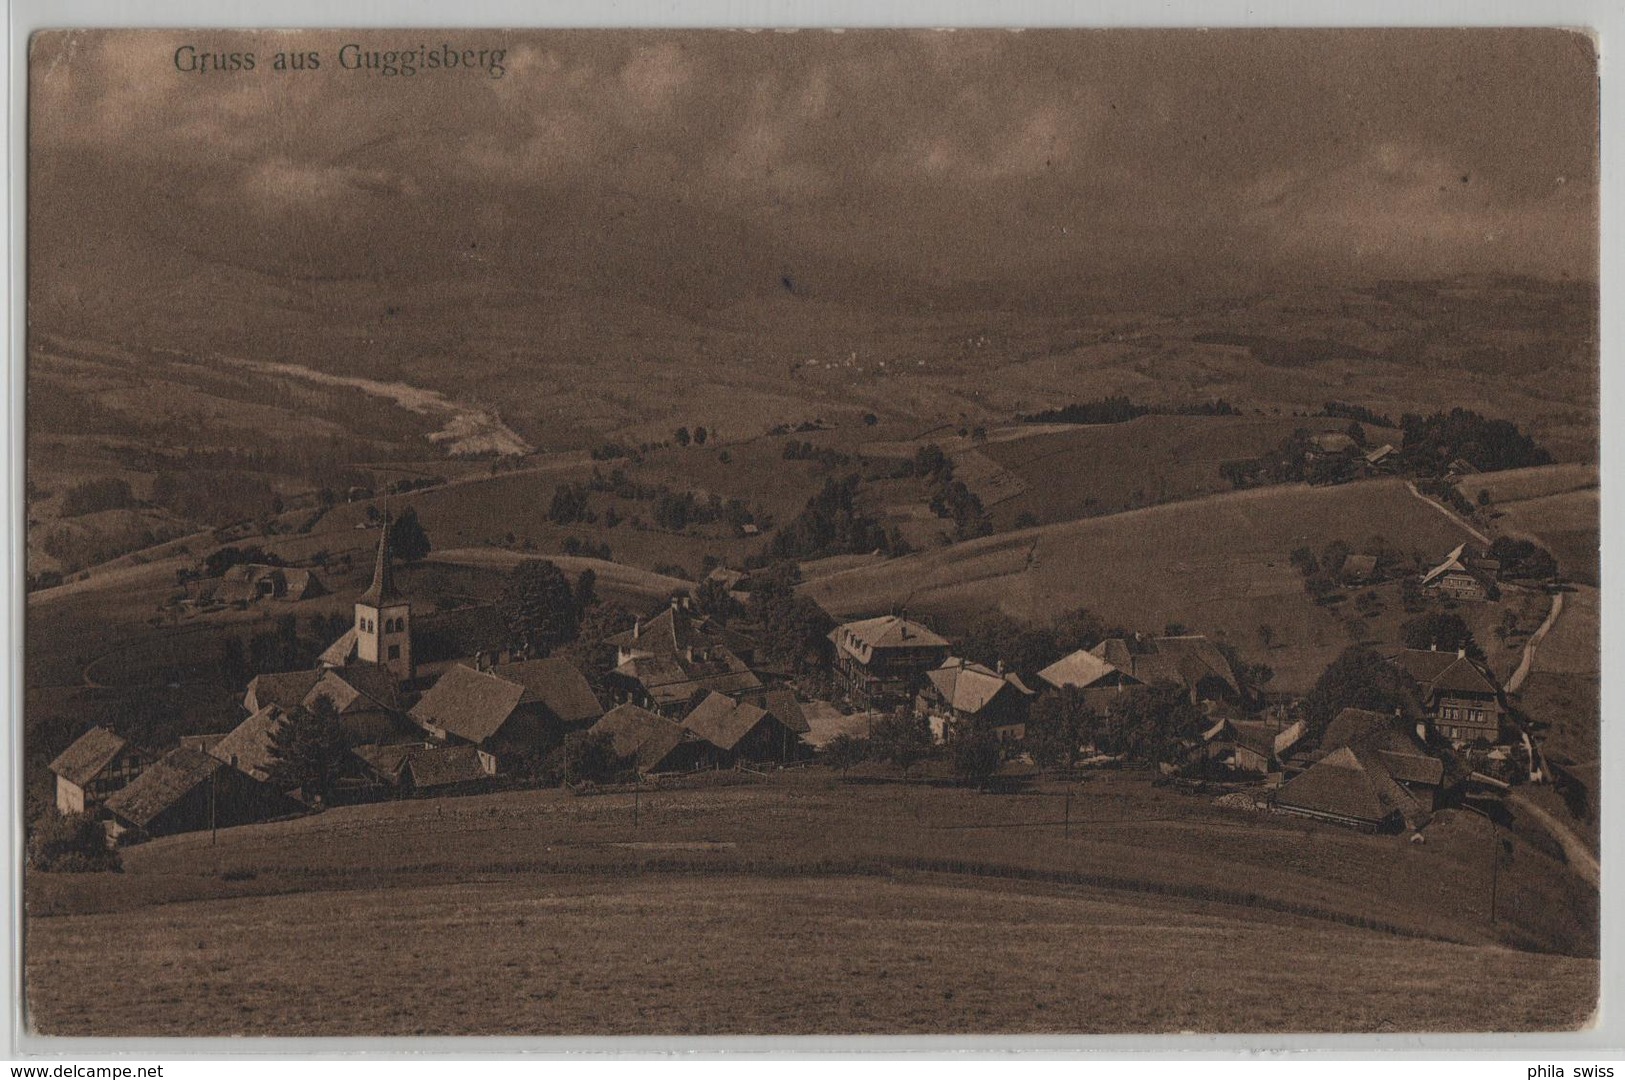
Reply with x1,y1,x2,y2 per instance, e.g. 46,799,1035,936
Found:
388,645,400,660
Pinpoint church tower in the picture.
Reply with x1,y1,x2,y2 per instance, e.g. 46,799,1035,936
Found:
355,516,413,682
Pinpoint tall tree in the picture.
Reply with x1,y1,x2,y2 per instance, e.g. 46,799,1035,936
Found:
497,559,581,654
389,505,432,563
1026,686,1096,769
1301,646,1422,739
263,696,351,803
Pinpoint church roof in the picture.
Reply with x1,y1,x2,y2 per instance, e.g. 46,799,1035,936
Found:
357,519,401,606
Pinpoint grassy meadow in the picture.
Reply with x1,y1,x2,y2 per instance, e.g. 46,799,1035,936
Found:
24,769,1599,1035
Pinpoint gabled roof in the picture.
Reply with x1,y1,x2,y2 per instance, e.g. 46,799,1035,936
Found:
1428,655,1502,698
927,658,1034,715
1381,648,1501,700
681,691,775,752
1088,635,1240,696
1342,554,1378,578
1364,443,1395,465
209,705,289,782
613,648,762,708
606,605,748,659
1420,543,1492,588
1036,649,1121,691
1276,746,1419,827
245,669,325,712
305,666,402,715
1376,749,1446,787
104,747,224,828
757,689,812,735
404,745,488,789
1229,720,1282,759
48,727,130,787
592,703,695,771
318,627,359,668
408,664,524,744
1380,646,1459,685
352,743,420,780
829,615,950,662
800,703,873,749
492,658,604,724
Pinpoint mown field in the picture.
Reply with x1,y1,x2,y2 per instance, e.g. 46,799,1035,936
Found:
24,770,1599,1036
26,872,1597,1037
800,477,1478,691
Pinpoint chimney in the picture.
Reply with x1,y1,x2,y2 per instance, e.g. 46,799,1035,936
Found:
996,659,1005,675
671,595,680,612
633,618,641,640
1416,721,1429,741
1430,643,1437,652
1457,647,1466,659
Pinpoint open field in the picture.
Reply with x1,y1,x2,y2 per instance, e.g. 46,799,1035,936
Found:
801,478,1479,691
25,872,1596,1037
1460,463,1599,585
975,414,1396,527
24,772,1598,1035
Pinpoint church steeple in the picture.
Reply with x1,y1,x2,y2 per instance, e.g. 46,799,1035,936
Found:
353,512,412,681
358,514,400,606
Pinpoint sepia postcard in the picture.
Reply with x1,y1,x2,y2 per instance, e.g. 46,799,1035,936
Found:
21,27,1601,1039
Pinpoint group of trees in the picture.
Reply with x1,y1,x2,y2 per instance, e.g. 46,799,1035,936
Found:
1019,396,1240,425
768,475,908,561
59,477,137,517
1398,408,1552,475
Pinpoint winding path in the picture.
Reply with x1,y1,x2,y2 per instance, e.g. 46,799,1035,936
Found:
1505,590,1564,695
1511,792,1599,889
1402,480,1491,545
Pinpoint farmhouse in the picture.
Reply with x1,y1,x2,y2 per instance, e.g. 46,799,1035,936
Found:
1045,634,1241,709
922,657,1036,741
1420,543,1499,602
216,564,326,605
243,665,412,745
1225,718,1305,776
680,691,804,764
103,746,300,842
1274,746,1426,833
48,727,149,816
828,615,951,709
1381,646,1506,745
410,661,598,772
606,599,763,714
489,657,606,731
1364,443,1396,469
1316,707,1449,810
590,703,712,774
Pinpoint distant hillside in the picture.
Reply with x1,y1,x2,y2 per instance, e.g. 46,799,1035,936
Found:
800,477,1479,692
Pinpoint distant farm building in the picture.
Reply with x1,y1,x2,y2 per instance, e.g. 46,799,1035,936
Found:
828,615,951,709
243,665,413,745
216,564,326,606
1420,543,1499,602
1274,746,1427,833
1039,635,1240,708
1381,647,1507,745
48,727,149,816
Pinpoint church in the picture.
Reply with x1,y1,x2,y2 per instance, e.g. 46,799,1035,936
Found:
319,515,414,683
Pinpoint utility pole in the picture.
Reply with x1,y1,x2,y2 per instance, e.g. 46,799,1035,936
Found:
210,767,217,846
1064,790,1072,840
633,783,640,827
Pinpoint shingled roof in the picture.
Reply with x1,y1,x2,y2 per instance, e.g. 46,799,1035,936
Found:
1036,648,1122,691
492,657,604,725
104,747,224,829
1086,635,1240,696
48,727,130,788
829,615,950,663
1276,746,1422,829
927,658,1034,716
244,670,325,713
209,705,289,782
756,689,812,735
404,745,489,789
1381,648,1502,700
681,691,774,752
592,703,695,772
409,664,524,744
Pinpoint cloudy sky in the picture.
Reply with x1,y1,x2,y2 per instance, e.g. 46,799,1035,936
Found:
30,29,1599,310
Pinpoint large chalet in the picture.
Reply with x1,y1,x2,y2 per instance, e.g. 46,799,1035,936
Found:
828,615,951,709
1382,646,1507,745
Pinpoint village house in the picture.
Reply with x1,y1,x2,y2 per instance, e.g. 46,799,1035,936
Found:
1363,443,1396,471
352,743,491,796
1273,746,1427,833
1223,718,1305,776
103,746,300,842
680,690,805,765
1038,634,1241,709
605,599,763,714
828,614,951,709
408,658,600,773
242,664,413,745
921,657,1035,741
1381,646,1507,745
209,704,291,783
1419,542,1499,602
590,703,714,775
48,727,150,816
